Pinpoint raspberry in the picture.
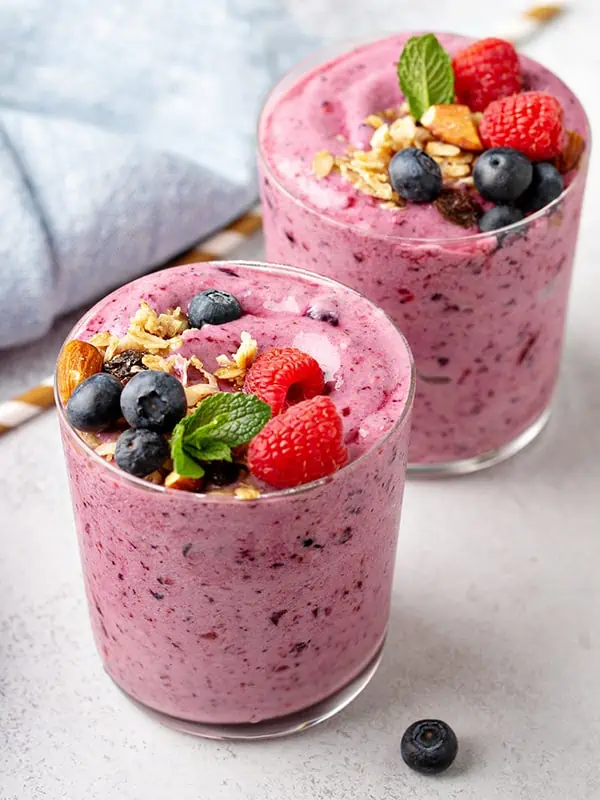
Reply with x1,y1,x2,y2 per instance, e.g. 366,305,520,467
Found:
479,92,566,161
243,347,325,416
247,396,348,489
452,38,522,112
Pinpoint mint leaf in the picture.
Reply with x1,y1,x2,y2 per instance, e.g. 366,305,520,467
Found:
186,439,232,463
171,424,206,478
169,392,271,479
185,392,271,447
397,34,454,121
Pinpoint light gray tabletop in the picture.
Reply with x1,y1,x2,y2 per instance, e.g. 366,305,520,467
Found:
2,4,600,799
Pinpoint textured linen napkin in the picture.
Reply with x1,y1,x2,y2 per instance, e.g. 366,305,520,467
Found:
0,0,315,349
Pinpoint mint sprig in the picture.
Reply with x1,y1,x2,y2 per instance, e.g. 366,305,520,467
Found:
397,34,454,122
170,392,271,479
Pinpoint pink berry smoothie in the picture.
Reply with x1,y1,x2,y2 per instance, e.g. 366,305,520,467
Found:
57,261,414,733
258,33,590,472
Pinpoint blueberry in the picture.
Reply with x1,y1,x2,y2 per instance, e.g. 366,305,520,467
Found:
187,289,242,328
206,461,248,487
65,373,122,432
388,148,442,203
478,205,524,233
519,162,564,213
114,429,169,477
473,148,533,203
120,370,187,432
306,307,339,326
401,719,458,775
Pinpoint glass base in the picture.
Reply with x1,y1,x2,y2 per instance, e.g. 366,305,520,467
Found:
408,406,551,478
110,638,385,741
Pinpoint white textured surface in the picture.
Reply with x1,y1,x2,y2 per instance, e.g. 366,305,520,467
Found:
2,4,600,799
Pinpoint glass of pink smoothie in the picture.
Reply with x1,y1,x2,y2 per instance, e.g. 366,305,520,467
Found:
258,33,590,475
56,260,414,739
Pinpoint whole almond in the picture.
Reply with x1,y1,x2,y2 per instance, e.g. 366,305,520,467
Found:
57,339,104,403
421,104,483,152
552,130,585,174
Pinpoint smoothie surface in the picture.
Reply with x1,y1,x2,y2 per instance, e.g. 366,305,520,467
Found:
70,261,413,469
260,33,588,239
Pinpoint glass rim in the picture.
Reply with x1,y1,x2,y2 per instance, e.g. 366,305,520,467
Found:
55,259,415,503
257,31,591,245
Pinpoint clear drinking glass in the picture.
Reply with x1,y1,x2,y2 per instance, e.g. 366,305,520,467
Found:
258,34,590,475
56,260,414,739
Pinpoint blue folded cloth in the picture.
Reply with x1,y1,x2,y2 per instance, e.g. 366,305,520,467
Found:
0,0,316,349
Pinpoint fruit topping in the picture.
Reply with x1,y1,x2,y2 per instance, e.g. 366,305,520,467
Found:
103,349,147,384
114,429,170,477
57,339,105,403
453,37,522,112
478,205,524,233
553,129,585,174
401,719,458,775
388,148,443,203
243,347,325,416
420,104,482,151
480,91,566,161
120,370,187,432
187,289,242,328
434,188,482,228
473,147,533,203
519,162,564,213
170,392,270,479
205,460,248,487
65,373,123,432
247,395,348,489
306,307,339,326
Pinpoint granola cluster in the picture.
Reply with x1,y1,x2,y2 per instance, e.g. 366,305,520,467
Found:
312,102,484,209
85,300,260,497
90,302,258,410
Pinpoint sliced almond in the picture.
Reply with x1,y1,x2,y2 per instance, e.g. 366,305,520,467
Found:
185,382,218,408
235,485,262,500
426,141,462,157
312,150,335,179
449,152,475,165
364,114,384,128
80,432,101,448
145,470,165,485
57,340,105,403
553,129,585,174
165,471,203,492
421,105,483,151
369,123,393,150
390,116,417,147
442,162,471,178
95,440,117,459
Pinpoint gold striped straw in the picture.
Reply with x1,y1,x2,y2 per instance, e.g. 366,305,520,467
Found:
0,205,263,437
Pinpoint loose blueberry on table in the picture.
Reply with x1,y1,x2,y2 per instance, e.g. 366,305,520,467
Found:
58,290,350,494
401,719,459,775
